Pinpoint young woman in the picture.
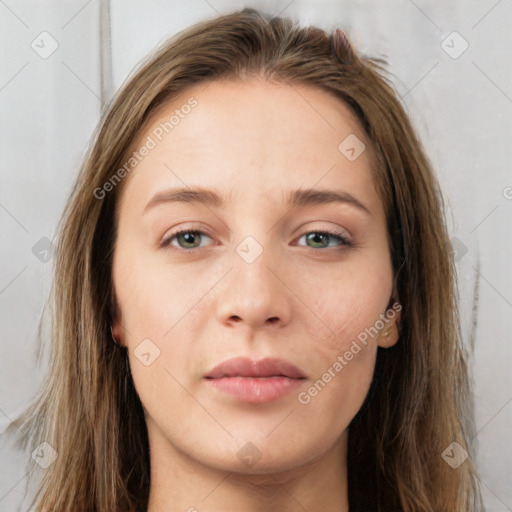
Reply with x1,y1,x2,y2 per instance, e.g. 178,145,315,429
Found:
9,7,483,511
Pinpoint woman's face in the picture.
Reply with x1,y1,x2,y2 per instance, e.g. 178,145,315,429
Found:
111,78,399,476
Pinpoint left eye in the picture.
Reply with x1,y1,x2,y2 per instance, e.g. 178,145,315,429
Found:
160,229,352,251
296,230,352,249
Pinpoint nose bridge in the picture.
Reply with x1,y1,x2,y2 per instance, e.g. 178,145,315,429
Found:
215,227,292,329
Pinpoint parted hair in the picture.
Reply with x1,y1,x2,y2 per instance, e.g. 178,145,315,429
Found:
8,7,483,511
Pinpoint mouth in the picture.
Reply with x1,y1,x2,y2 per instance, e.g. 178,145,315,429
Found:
204,357,307,403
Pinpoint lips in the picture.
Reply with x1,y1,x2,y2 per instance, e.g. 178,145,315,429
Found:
204,357,306,403
204,357,307,380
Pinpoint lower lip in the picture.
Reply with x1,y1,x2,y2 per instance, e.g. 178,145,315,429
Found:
205,376,304,403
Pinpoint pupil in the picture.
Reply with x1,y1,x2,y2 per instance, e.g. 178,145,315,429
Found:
309,233,326,246
182,233,197,246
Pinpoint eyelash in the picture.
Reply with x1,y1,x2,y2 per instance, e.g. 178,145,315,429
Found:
160,228,353,252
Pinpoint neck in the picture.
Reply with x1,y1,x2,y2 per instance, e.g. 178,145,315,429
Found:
146,425,349,512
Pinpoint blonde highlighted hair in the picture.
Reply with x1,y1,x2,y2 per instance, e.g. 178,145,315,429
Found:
8,7,483,511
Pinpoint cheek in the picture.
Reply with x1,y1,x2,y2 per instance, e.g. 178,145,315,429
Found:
300,263,392,352
293,262,391,404
298,343,377,426
112,249,215,398
113,243,210,337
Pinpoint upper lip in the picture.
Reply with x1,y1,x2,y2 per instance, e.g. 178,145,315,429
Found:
204,357,307,379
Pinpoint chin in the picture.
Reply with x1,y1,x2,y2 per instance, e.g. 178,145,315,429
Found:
191,433,328,477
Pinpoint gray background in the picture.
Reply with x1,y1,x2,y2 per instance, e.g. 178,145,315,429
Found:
1,0,511,510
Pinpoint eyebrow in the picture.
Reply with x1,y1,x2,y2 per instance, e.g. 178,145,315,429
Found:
143,186,371,216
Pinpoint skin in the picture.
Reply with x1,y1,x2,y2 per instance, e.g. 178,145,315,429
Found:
111,78,400,512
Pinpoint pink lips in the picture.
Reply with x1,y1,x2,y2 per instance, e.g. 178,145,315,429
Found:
204,357,307,403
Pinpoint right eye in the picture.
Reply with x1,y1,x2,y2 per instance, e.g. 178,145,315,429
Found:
160,229,214,251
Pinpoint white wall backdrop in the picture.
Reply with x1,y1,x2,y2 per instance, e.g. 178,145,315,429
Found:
1,0,511,510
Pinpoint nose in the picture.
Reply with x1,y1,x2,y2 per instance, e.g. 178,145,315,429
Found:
215,237,292,331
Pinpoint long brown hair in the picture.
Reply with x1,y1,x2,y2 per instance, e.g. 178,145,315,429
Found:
8,7,483,511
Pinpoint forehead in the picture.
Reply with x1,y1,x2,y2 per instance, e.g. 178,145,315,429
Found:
118,78,381,216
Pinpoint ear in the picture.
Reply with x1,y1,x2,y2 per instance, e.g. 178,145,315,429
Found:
110,289,125,346
376,308,401,349
111,317,125,346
